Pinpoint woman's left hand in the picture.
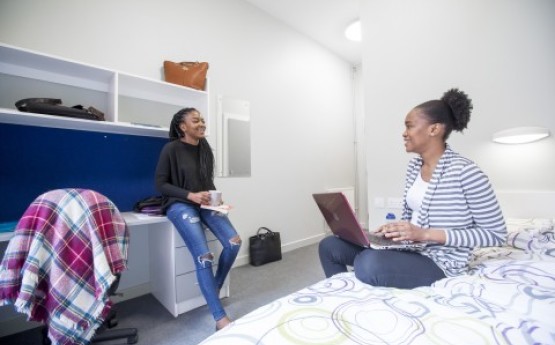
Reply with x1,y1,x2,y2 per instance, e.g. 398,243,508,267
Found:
375,221,422,242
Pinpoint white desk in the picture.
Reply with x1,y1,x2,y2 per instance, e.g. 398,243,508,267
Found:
0,212,229,320
0,233,11,242
123,212,230,317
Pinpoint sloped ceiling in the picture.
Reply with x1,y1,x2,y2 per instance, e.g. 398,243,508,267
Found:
244,0,362,65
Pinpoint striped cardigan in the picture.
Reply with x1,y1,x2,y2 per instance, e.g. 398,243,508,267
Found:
402,146,507,277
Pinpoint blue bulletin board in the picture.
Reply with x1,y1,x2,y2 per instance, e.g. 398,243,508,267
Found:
0,123,168,223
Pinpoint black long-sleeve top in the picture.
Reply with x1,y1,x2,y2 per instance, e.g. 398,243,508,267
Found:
155,140,216,212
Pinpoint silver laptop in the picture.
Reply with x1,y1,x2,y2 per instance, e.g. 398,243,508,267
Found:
312,192,426,250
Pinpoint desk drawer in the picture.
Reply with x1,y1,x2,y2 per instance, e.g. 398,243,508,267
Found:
175,240,222,276
175,267,216,303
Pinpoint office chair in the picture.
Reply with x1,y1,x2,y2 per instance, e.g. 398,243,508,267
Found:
0,189,138,345
89,273,138,344
40,272,138,345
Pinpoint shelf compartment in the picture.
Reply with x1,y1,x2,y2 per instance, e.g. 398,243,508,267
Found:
0,108,168,138
0,44,113,93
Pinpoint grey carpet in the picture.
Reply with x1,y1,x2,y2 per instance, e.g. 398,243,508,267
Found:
0,243,325,345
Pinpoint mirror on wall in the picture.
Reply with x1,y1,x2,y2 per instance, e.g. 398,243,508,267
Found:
216,95,251,177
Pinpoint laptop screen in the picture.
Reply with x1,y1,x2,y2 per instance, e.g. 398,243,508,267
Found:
312,192,370,247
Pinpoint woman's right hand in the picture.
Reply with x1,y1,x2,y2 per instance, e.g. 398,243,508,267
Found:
188,191,210,205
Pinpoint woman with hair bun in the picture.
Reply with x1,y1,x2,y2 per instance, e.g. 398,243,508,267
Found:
319,89,507,289
155,108,241,331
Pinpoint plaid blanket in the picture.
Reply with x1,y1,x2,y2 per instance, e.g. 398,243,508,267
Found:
0,189,129,345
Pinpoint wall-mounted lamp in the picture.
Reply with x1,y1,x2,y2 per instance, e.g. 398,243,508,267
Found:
345,20,361,42
492,126,551,144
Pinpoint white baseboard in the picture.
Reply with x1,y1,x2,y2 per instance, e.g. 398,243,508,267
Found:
282,233,325,252
233,233,325,267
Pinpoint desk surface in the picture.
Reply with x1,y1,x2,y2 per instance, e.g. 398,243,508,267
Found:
0,212,168,242
121,212,168,226
0,233,11,242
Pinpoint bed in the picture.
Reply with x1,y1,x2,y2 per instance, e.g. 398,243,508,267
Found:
199,193,555,345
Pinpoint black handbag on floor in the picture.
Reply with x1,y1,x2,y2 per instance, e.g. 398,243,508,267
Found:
249,227,282,266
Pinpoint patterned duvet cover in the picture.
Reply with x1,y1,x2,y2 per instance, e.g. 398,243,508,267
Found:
200,221,555,345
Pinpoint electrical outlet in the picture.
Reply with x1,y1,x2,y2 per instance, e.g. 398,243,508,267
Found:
387,197,403,209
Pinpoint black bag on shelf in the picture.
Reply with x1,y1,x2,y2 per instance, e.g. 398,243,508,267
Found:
133,195,164,216
249,227,282,266
15,98,105,121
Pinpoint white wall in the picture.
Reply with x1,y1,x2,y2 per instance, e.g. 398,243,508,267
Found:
0,0,355,261
353,65,368,227
361,0,555,229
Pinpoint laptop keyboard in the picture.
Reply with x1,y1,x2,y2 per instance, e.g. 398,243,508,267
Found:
366,232,418,246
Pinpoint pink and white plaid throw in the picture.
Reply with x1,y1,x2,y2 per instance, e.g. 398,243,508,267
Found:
0,189,129,345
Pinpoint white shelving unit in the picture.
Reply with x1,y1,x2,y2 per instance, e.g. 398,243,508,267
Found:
0,43,208,137
0,43,223,322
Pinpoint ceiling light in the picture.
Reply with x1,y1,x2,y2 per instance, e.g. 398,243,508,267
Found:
345,20,361,42
492,127,551,144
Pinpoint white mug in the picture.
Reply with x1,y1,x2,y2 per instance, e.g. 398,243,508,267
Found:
209,190,222,206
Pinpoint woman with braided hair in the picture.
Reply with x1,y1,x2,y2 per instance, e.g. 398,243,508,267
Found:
155,108,241,331
319,88,506,289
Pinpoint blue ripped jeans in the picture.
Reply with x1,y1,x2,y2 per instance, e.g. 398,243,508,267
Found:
166,202,241,321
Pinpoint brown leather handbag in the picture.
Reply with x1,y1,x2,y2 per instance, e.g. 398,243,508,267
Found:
163,60,209,91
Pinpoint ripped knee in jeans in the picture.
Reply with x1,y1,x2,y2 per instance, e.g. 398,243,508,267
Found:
182,213,201,224
229,235,242,246
197,252,214,268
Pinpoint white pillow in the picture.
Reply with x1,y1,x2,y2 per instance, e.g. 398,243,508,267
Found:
505,218,554,253
505,218,554,234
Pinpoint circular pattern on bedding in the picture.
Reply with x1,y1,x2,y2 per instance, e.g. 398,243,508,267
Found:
273,308,351,344
331,297,426,344
290,294,322,305
426,317,501,345
306,275,357,294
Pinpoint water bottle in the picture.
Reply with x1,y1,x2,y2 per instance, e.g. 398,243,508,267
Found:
385,212,396,224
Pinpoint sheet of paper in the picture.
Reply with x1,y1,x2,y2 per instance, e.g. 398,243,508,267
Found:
200,204,231,214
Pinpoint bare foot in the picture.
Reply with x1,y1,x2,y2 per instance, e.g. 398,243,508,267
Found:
215,316,232,331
